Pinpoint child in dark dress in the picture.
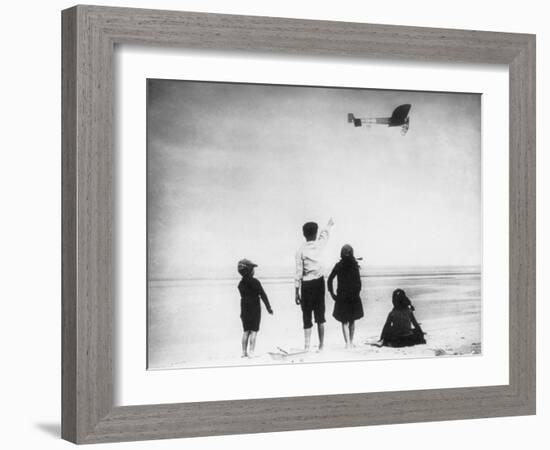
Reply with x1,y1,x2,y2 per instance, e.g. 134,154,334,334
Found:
327,245,364,348
376,289,426,347
237,259,273,358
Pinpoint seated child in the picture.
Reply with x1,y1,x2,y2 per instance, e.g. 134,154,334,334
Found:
376,288,425,348
237,259,273,357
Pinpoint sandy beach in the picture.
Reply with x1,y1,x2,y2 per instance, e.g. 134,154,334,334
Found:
147,268,481,370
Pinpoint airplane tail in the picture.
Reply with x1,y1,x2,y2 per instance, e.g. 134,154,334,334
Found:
348,113,362,127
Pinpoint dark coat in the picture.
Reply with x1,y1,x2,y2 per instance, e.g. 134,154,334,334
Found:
238,276,271,332
327,260,364,323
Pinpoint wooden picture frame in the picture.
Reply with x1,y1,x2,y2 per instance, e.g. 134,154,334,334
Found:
61,5,536,444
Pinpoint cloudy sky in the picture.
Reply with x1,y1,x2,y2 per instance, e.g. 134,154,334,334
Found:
147,79,481,280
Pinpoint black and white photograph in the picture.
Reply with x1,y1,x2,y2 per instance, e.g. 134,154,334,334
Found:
1,0,544,447
147,79,482,370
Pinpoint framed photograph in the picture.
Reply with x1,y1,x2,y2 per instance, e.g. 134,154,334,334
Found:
62,5,535,444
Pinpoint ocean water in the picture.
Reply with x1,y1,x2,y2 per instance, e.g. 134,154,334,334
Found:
147,267,481,369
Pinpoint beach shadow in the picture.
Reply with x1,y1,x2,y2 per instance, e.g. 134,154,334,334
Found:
35,422,61,438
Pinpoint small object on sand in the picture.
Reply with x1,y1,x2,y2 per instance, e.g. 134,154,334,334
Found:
434,348,448,356
269,347,308,362
368,339,384,348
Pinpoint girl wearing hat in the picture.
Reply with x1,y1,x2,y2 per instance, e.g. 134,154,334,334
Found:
237,259,273,358
327,245,364,348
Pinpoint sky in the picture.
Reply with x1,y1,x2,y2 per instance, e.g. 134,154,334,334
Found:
147,79,481,280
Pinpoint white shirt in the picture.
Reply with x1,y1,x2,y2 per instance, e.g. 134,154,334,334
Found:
295,225,332,288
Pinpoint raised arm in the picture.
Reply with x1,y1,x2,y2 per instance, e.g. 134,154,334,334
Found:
317,217,335,246
327,265,338,300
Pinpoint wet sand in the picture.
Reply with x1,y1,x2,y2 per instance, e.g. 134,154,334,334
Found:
147,271,481,370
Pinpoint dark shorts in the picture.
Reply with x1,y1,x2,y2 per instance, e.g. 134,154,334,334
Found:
300,277,326,329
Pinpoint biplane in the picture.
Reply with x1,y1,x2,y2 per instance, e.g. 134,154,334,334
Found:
348,104,412,135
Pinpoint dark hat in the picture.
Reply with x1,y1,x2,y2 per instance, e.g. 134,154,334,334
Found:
237,258,258,271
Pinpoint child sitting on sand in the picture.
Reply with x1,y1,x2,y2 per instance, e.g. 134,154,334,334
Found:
327,244,364,348
237,259,273,357
376,288,425,347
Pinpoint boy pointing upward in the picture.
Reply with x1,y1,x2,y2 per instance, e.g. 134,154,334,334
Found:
295,218,334,351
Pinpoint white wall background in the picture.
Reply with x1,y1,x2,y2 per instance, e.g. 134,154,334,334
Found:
0,0,546,448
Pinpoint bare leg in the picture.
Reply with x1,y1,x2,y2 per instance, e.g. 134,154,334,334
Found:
248,331,257,357
349,321,355,347
341,322,350,348
304,327,312,351
241,331,250,357
318,323,325,351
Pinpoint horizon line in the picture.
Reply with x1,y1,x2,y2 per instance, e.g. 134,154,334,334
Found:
149,265,482,283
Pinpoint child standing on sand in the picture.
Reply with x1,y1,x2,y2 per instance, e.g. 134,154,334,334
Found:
295,218,334,351
237,259,273,357
327,244,364,348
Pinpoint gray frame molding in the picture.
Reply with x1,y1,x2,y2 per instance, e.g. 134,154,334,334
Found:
61,5,536,444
